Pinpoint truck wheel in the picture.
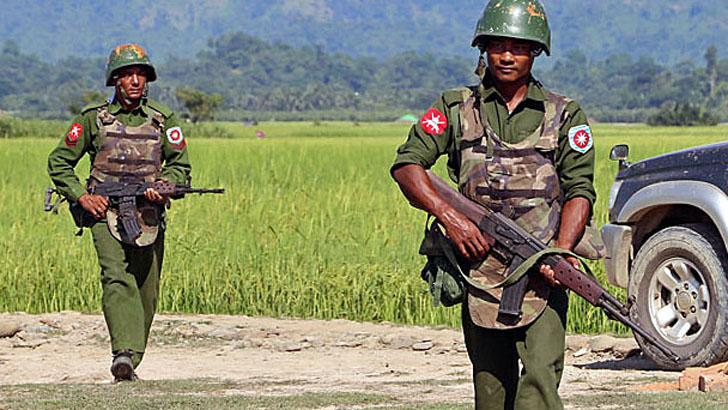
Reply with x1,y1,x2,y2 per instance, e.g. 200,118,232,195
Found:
629,223,728,370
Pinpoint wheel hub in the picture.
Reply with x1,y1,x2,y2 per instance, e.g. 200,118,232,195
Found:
674,283,698,317
649,258,710,345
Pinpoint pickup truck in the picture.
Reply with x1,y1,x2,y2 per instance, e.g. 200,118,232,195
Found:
602,143,728,369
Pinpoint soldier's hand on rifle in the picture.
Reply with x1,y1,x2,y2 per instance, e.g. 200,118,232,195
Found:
440,207,490,261
145,179,167,204
78,193,109,219
540,255,580,287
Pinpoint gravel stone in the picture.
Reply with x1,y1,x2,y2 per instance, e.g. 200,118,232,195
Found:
0,322,21,338
589,335,618,353
412,341,434,351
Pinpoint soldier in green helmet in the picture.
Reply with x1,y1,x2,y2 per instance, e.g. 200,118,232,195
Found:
391,0,602,408
47,43,190,381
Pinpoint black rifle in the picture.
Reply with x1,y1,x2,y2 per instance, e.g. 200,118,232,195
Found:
45,181,224,240
426,170,680,363
90,181,224,241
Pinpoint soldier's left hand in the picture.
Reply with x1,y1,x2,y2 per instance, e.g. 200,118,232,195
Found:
540,256,580,287
145,179,168,203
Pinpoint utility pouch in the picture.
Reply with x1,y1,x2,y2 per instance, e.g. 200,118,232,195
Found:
44,187,95,235
69,201,95,230
419,219,467,307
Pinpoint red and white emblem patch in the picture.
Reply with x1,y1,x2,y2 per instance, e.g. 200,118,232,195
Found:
568,125,593,154
166,126,186,150
65,122,83,147
420,108,448,135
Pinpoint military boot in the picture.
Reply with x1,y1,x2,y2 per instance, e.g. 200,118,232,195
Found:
110,350,136,382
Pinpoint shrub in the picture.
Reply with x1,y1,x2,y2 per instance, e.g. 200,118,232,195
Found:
647,102,720,126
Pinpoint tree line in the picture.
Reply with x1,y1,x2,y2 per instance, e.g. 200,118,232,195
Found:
1,33,726,124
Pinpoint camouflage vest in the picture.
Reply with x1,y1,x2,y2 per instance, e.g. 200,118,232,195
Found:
455,86,570,329
89,105,165,247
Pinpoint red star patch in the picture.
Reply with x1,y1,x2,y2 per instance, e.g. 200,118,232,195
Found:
567,125,593,154
574,130,590,148
65,122,83,147
420,108,448,135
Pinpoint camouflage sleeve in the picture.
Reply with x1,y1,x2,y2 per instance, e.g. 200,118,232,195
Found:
555,101,596,207
159,113,191,184
390,95,456,174
47,112,94,202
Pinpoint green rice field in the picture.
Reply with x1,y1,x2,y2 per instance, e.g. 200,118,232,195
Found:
1,122,727,333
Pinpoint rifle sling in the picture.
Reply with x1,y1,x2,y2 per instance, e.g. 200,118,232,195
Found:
437,231,591,305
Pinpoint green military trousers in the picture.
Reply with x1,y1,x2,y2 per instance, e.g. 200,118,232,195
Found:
462,287,569,410
91,221,164,369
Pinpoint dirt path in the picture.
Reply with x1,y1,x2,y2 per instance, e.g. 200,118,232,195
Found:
0,312,678,406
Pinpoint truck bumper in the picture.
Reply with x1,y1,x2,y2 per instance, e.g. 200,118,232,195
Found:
600,224,633,289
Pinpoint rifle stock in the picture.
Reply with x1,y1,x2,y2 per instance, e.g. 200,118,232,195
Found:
425,170,680,363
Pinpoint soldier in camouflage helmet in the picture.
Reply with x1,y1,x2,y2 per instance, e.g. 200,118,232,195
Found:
392,0,601,408
48,43,191,381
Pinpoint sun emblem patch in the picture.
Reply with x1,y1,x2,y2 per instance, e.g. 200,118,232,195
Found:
568,125,593,154
420,108,448,135
65,122,83,147
166,126,186,150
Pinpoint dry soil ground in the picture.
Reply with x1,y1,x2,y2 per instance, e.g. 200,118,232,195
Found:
0,312,712,409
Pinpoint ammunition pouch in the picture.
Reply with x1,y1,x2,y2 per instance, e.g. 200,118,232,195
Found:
419,219,467,307
44,187,96,235
69,201,96,229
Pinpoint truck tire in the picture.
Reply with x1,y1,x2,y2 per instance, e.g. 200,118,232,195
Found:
629,223,728,370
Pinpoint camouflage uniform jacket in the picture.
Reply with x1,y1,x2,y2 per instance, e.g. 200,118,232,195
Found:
392,73,595,206
392,73,597,329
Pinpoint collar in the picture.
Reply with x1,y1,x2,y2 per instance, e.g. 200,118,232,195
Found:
108,96,150,116
479,70,547,103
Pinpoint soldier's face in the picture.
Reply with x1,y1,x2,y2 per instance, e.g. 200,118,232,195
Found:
485,38,535,85
115,66,148,101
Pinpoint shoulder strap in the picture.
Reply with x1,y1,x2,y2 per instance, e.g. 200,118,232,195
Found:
142,101,166,131
545,91,572,131
151,110,165,130
80,100,108,115
96,105,116,126
145,99,173,118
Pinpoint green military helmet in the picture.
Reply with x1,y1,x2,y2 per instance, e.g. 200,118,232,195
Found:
104,43,157,86
472,0,551,56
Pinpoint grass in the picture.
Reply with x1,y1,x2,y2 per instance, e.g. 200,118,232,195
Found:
0,380,394,410
1,122,727,333
568,391,728,409
1,379,727,409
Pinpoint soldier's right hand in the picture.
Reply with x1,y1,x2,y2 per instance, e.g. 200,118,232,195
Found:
440,207,490,261
78,193,109,219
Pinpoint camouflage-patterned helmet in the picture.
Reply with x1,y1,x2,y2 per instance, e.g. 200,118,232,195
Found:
472,0,551,56
104,43,157,86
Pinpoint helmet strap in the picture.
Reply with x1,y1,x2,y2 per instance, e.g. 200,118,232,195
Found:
114,77,140,110
474,53,486,78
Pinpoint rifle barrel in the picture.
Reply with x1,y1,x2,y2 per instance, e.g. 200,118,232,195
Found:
183,188,225,194
598,301,681,362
